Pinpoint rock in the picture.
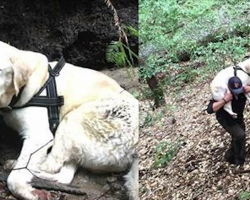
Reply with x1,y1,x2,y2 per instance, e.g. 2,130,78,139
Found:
0,0,138,71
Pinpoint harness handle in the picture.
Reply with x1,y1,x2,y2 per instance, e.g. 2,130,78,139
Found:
50,57,66,77
36,57,65,96
233,65,250,77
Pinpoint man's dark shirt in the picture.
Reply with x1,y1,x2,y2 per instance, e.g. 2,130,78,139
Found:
207,93,246,125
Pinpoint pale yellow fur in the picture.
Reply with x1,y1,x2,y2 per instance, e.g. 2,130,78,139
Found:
0,41,139,200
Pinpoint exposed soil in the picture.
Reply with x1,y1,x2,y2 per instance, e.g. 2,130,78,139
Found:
0,0,138,70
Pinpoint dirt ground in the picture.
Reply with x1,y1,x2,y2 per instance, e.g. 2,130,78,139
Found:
139,74,250,200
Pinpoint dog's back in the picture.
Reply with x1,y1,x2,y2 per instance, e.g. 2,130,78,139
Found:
211,61,250,101
49,61,124,118
210,67,234,101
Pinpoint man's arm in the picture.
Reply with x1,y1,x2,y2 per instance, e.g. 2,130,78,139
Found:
207,89,233,114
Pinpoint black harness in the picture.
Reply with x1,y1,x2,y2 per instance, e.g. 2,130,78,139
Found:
0,57,65,134
233,65,250,77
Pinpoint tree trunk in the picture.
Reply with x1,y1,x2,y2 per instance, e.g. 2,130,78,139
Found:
146,76,165,109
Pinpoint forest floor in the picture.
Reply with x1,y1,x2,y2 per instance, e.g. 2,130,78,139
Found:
139,69,250,200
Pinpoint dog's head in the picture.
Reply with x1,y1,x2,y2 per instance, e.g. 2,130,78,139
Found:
0,54,30,108
0,42,49,108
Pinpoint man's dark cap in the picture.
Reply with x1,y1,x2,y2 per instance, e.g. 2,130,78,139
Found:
228,76,244,95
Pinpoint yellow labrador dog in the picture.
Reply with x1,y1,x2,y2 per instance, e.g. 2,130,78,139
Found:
210,58,250,117
0,41,139,200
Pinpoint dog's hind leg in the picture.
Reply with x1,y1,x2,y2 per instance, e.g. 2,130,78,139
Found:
35,161,77,184
53,162,78,184
40,117,77,174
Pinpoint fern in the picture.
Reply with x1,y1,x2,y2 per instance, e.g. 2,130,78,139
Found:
104,0,138,69
106,41,126,67
106,41,138,68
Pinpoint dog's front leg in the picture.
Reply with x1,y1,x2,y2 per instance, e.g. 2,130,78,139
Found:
223,101,237,117
4,108,53,200
7,135,53,200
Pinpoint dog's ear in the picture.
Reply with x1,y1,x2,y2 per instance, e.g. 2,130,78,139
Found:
2,66,14,89
9,51,48,97
9,56,30,96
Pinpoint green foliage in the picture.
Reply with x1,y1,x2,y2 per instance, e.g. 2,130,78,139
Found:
139,0,182,43
239,191,250,200
106,41,128,67
153,138,182,168
106,25,138,68
142,105,177,126
139,0,250,94
106,40,138,69
143,110,165,127
123,25,138,38
138,54,166,80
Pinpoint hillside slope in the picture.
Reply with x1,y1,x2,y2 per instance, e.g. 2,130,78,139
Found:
140,74,250,200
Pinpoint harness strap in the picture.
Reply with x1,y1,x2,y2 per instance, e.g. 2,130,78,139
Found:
233,65,250,77
46,65,61,133
1,57,65,134
36,57,65,96
13,96,64,108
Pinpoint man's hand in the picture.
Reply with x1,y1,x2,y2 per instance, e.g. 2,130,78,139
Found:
210,89,233,113
244,85,250,93
224,89,233,103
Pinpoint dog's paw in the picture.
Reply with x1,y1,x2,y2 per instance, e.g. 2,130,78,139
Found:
231,113,238,118
32,189,51,200
4,159,17,170
32,170,59,182
40,159,61,174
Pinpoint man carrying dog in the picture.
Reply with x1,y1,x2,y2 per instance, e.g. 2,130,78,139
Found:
207,76,250,166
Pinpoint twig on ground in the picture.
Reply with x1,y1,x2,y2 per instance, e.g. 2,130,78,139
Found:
233,169,250,174
94,188,112,200
0,171,86,196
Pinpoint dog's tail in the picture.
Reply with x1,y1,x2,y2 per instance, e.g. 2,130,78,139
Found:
124,154,139,200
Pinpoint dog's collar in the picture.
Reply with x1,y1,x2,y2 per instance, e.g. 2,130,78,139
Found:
0,57,65,134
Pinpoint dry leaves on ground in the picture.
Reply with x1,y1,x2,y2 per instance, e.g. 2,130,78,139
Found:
139,79,250,200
